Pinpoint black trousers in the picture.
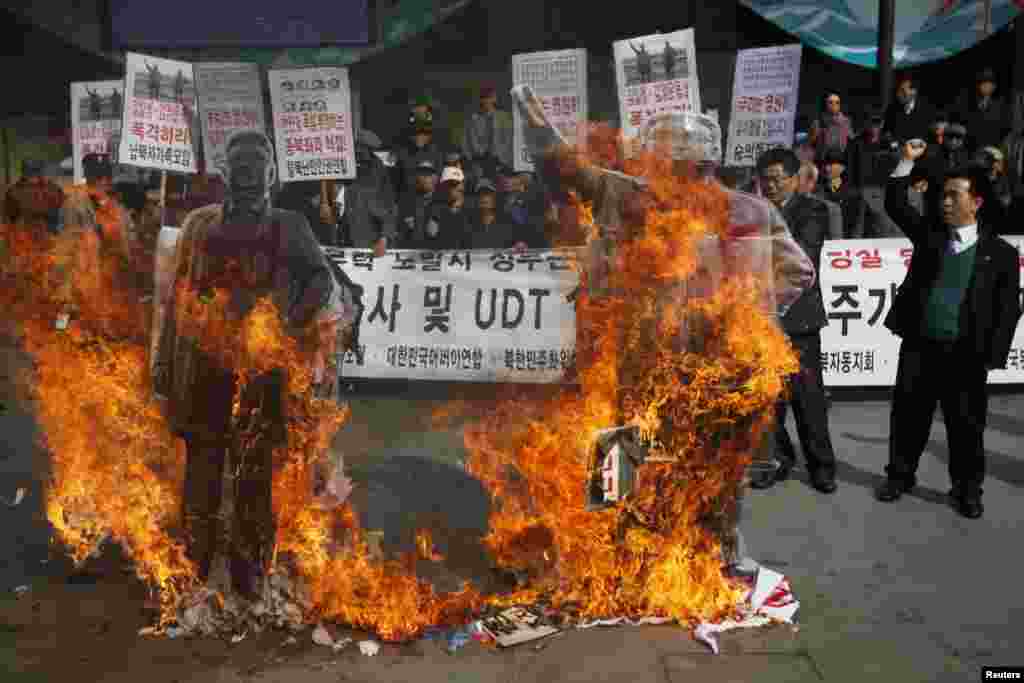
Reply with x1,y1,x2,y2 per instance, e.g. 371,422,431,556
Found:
181,369,282,594
887,337,989,496
774,332,837,476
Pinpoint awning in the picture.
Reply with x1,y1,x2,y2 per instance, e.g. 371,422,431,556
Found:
739,0,1022,68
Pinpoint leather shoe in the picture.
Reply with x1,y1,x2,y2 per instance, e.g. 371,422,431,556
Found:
810,472,837,494
876,478,913,502
749,472,777,490
950,491,984,519
774,463,792,483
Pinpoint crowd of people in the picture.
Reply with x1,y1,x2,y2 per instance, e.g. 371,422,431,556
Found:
772,68,1024,239
743,76,1022,522
2,69,1022,534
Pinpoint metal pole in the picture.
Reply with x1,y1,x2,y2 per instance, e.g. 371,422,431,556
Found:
878,0,896,112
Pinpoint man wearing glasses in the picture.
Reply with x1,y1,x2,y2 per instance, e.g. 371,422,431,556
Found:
752,148,838,494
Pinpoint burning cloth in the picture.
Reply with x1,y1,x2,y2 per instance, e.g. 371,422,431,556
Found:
153,200,336,596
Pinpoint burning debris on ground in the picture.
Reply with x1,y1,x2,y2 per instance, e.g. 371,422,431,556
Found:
2,111,803,653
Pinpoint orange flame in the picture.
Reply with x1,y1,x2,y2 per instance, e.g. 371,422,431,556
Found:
440,142,799,625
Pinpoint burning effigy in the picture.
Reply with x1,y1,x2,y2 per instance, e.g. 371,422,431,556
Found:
1,88,811,651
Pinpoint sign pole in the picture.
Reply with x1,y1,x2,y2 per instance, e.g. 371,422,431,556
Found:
878,0,896,112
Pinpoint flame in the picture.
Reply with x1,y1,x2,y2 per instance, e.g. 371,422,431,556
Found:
1,200,196,626
2,134,799,643
440,139,799,625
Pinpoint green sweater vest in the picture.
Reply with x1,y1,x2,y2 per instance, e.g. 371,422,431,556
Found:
922,243,978,341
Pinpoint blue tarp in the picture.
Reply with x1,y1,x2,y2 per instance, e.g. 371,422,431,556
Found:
740,0,1021,68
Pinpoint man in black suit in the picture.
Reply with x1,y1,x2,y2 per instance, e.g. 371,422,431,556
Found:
876,141,1022,519
752,148,839,494
884,75,934,144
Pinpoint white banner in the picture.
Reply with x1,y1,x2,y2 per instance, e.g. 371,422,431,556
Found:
725,45,802,168
819,238,1024,385
268,67,356,182
150,230,1024,386
194,63,268,178
119,52,198,174
613,29,700,147
326,248,579,382
71,80,124,184
512,49,588,172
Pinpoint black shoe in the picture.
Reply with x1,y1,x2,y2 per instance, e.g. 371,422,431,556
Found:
774,463,793,483
876,478,913,502
810,472,838,494
749,473,777,490
949,490,984,519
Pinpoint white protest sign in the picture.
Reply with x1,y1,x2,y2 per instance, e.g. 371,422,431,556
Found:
613,29,700,148
194,63,268,177
71,80,123,184
119,52,198,173
327,248,579,382
725,45,802,167
512,49,588,172
818,237,1024,385
268,67,357,182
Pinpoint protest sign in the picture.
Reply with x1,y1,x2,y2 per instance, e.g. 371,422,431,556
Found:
725,45,802,167
119,52,198,173
194,63,268,177
327,248,579,382
268,67,356,182
511,49,588,172
148,232,1024,387
818,237,1024,385
71,80,124,184
613,29,700,148
151,226,181,377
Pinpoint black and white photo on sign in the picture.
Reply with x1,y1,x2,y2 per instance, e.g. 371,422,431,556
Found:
132,61,196,103
78,85,124,122
620,36,690,87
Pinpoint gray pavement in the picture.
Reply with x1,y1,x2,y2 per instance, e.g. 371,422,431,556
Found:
1,368,1022,681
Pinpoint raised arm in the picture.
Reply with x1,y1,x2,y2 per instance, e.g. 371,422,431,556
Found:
884,140,931,245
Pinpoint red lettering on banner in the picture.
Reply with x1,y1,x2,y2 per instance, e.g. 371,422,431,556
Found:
827,250,852,269
855,249,882,269
899,247,914,268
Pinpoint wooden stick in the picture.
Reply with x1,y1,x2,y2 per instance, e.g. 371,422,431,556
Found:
159,171,169,226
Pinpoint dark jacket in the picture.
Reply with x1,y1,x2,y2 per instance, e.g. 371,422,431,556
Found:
818,179,860,239
464,216,549,250
884,99,935,144
338,162,398,248
884,172,1022,368
396,191,438,248
955,94,1010,154
402,202,469,250
779,193,831,336
392,136,445,196
846,133,900,189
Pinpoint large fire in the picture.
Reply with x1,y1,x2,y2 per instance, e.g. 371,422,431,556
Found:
2,129,797,643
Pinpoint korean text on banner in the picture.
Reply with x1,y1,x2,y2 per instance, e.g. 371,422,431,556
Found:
326,248,579,383
71,80,124,184
119,52,198,173
613,28,700,150
725,45,802,167
818,237,1024,386
268,67,356,182
512,49,588,172
195,63,268,177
